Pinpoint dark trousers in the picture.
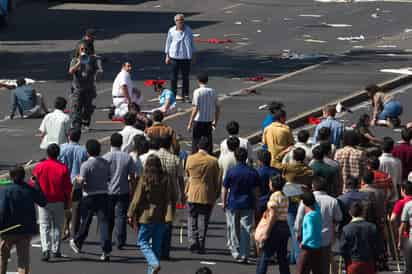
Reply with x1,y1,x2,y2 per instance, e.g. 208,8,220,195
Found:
70,88,95,129
192,121,213,154
404,240,412,274
187,203,213,250
74,194,112,253
108,194,129,247
295,246,322,274
63,188,82,237
161,223,172,258
170,58,191,97
256,221,290,274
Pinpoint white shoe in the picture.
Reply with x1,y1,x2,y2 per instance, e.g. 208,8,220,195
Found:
69,239,80,254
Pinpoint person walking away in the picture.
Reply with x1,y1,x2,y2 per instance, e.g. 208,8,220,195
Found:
70,139,112,261
39,97,70,150
339,202,380,274
218,137,239,181
400,198,412,273
309,146,340,196
103,133,137,250
0,166,47,274
313,105,344,148
282,129,312,164
187,72,220,154
58,128,88,240
164,13,195,101
31,144,72,261
185,137,221,253
145,110,179,154
127,155,172,274
119,112,145,153
220,121,254,163
8,78,48,120
69,42,98,131
295,177,342,274
256,175,290,274
379,136,402,201
392,127,412,181
222,148,260,263
295,191,322,274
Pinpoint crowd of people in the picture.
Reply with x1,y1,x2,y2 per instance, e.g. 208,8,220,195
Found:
2,11,412,274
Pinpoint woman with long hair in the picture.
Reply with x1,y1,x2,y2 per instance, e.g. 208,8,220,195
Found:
127,155,171,274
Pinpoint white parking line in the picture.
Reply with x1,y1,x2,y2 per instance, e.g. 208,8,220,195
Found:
221,3,244,10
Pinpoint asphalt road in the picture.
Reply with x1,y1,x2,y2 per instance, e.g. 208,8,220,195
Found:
2,0,412,273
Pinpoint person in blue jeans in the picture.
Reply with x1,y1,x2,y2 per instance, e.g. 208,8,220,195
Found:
256,175,290,274
127,155,172,274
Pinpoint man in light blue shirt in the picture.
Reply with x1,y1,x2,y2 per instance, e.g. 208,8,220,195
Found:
164,13,195,101
313,105,344,148
58,128,88,239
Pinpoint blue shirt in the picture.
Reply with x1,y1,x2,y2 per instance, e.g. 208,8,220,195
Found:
223,163,260,210
313,117,344,148
10,85,35,116
301,205,322,249
256,165,280,209
262,114,275,130
58,142,88,183
159,89,176,107
164,25,195,60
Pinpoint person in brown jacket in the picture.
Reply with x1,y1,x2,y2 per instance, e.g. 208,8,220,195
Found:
145,110,179,154
185,136,221,254
127,155,173,274
272,147,314,188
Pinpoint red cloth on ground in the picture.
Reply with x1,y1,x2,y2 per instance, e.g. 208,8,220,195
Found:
308,116,321,125
346,260,376,274
144,80,167,87
194,38,233,44
246,76,265,82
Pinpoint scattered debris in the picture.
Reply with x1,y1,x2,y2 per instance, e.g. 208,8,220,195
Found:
405,29,412,33
304,39,327,43
246,76,265,82
235,21,243,25
283,18,294,21
193,33,201,37
194,38,233,44
371,13,379,18
251,19,262,23
322,23,352,27
200,261,217,265
337,35,365,41
257,29,262,33
299,14,323,18
153,4,161,8
303,34,312,38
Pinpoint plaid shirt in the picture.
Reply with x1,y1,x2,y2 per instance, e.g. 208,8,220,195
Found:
334,146,366,189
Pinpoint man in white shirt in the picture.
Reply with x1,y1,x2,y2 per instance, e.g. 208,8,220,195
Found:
218,137,240,180
110,62,142,119
282,129,312,164
118,112,145,153
187,72,220,153
220,121,253,163
380,137,402,201
39,97,70,150
164,13,195,101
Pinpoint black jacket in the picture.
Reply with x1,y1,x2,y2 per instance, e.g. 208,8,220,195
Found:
0,181,47,235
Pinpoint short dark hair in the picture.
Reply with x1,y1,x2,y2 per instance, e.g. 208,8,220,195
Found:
356,113,370,128
293,147,306,162
197,72,208,84
270,174,285,192
367,157,380,170
195,267,213,274
159,135,173,149
68,128,82,143
404,182,412,196
235,147,248,163
272,109,286,121
198,136,210,151
227,137,240,152
324,105,336,117
319,142,332,156
268,101,284,114
317,127,331,142
343,130,360,147
226,121,239,135
349,201,364,218
47,143,60,159
123,112,137,126
134,119,146,131
9,165,25,183
302,191,316,208
257,149,271,166
297,129,309,143
362,169,374,185
312,146,324,160
54,96,67,110
312,176,327,191
401,128,412,142
345,176,360,189
152,110,164,122
110,133,123,148
382,137,394,153
86,139,101,156
133,135,149,155
16,78,26,87
148,137,160,150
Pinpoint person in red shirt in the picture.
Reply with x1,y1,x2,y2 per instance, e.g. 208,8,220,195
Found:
31,144,72,261
390,182,412,247
392,128,412,180
367,157,394,201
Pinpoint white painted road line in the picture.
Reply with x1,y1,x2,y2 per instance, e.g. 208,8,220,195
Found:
221,3,244,10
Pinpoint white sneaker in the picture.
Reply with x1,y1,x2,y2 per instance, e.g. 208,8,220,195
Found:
69,239,80,254
100,252,110,261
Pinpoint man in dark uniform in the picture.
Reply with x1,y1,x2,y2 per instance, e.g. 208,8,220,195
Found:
69,42,98,131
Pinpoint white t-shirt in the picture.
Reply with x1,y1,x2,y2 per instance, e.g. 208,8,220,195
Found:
39,109,70,149
192,85,217,122
112,70,133,98
119,125,145,153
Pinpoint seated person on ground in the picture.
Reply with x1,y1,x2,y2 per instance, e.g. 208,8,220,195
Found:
152,81,176,116
8,78,49,119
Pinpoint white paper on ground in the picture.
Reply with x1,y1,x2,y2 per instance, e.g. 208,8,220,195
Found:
299,14,323,17
380,68,412,75
235,21,242,25
200,261,217,265
257,29,262,32
322,23,352,27
337,35,365,41
193,33,201,37
31,244,41,248
405,29,412,33
304,39,327,43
